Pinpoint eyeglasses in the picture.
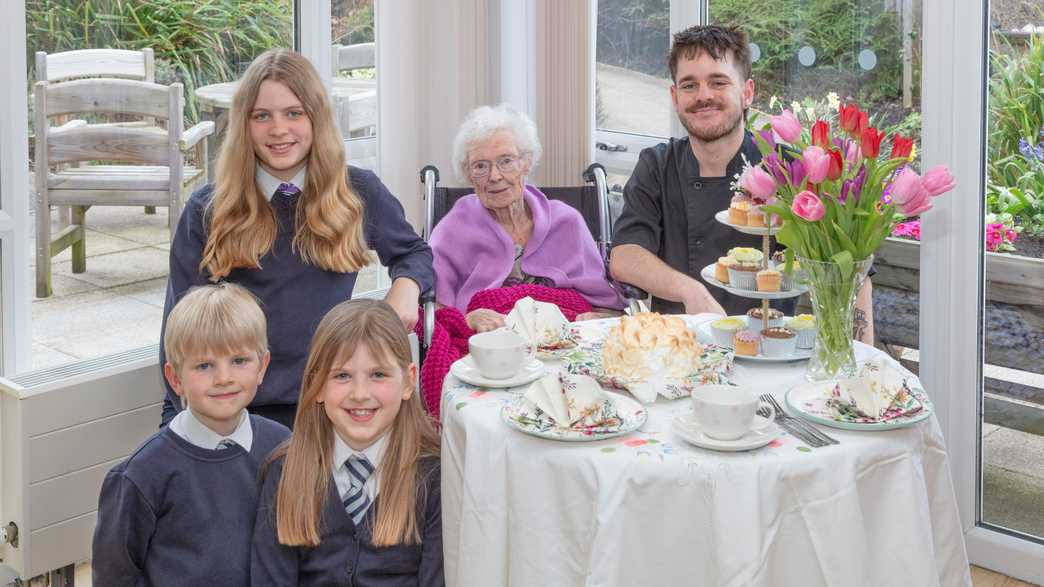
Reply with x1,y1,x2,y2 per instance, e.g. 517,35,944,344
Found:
469,155,522,179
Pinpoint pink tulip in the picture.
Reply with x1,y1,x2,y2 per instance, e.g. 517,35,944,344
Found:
740,165,778,199
792,190,826,221
769,109,802,144
921,165,956,197
889,168,924,207
845,140,863,168
802,146,831,184
900,191,933,216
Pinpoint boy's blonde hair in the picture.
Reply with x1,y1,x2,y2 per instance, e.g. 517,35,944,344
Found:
201,48,369,280
163,283,267,370
269,299,439,548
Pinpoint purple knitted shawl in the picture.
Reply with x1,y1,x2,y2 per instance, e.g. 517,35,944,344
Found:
430,185,625,311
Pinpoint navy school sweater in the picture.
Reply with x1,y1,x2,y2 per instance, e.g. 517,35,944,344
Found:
91,415,291,586
160,167,435,423
251,455,444,587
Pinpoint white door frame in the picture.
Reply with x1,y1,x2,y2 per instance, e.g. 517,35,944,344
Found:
0,1,32,375
921,0,1044,583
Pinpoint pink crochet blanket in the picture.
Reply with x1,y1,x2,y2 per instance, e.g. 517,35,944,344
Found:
415,284,593,420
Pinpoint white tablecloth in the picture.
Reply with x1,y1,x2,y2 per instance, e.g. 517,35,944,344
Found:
441,315,971,587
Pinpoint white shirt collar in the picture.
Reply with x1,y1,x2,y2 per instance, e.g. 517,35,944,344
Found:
169,408,253,452
255,164,307,201
331,430,388,500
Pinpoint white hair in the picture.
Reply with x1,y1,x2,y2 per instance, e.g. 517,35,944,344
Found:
451,103,543,182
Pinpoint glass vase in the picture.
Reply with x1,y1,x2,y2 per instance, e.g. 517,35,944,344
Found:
796,255,874,381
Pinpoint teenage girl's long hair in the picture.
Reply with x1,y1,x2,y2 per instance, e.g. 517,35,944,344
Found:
269,299,439,547
201,48,369,279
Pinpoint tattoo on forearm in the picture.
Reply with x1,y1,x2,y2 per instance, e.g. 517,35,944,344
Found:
853,309,868,341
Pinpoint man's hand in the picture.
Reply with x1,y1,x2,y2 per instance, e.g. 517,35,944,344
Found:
383,277,421,331
682,282,727,316
466,309,506,332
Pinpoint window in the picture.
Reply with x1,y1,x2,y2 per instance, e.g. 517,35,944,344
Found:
25,0,295,372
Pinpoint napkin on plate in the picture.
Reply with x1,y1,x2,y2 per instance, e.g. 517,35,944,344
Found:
522,372,622,429
506,296,571,349
828,357,922,421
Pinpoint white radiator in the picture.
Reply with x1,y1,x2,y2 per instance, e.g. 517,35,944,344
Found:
0,346,162,579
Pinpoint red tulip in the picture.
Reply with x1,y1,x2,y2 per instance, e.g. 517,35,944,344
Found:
891,134,914,160
860,127,883,159
811,120,830,148
827,148,844,181
838,103,862,136
857,111,869,136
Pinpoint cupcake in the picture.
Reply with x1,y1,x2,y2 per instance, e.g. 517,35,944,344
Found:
786,314,817,349
727,263,759,290
756,269,782,292
709,317,746,347
772,252,804,290
715,256,735,284
747,205,768,227
746,307,783,330
728,247,764,266
728,201,750,225
733,330,761,356
760,327,797,357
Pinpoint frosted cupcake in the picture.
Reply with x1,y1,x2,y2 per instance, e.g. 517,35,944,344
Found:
772,252,804,290
756,269,782,292
709,316,746,347
760,327,797,357
746,307,783,330
733,330,761,356
728,247,763,266
728,194,751,225
786,314,817,348
727,263,759,290
715,256,735,284
747,205,768,227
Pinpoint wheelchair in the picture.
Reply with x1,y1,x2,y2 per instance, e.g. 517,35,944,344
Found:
417,163,644,361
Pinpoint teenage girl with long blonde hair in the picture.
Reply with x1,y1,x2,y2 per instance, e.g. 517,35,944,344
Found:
161,49,433,429
252,299,442,585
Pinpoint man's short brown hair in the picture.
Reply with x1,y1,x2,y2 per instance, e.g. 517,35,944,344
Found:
668,25,752,83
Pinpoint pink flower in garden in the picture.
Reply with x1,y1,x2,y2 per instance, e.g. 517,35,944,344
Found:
792,190,826,221
740,165,778,199
845,140,863,168
1006,229,1018,243
802,146,831,184
920,165,956,197
770,109,802,143
985,223,1004,252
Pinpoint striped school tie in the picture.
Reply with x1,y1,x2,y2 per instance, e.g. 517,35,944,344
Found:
342,455,375,526
217,439,238,450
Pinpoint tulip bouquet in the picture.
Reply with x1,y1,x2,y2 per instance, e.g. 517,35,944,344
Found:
738,101,956,379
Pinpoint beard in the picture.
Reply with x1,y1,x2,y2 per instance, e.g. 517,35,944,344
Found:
678,100,745,143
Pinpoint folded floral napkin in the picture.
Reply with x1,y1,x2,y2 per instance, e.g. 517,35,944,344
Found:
521,372,623,430
826,357,924,422
506,296,571,349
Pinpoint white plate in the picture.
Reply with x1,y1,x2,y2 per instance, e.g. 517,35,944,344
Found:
696,322,811,362
671,412,781,451
501,392,647,441
450,356,545,389
714,209,779,235
700,264,807,299
785,380,933,431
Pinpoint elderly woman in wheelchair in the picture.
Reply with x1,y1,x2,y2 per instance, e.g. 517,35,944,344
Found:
430,104,625,332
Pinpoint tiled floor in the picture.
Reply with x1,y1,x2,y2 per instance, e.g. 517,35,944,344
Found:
29,205,382,370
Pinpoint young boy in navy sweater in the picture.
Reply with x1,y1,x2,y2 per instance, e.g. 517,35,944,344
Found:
92,283,290,586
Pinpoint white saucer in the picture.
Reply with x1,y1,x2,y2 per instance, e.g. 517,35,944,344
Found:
671,413,781,451
450,356,545,389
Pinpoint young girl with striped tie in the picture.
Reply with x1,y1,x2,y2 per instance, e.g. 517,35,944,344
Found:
252,299,443,586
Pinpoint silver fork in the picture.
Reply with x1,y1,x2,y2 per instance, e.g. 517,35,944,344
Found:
757,405,827,448
761,393,839,446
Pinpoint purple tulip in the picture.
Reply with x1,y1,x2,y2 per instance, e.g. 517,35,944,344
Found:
787,158,807,188
840,179,853,203
764,152,787,185
758,128,777,150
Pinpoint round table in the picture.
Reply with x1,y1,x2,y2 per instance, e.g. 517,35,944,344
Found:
440,314,970,586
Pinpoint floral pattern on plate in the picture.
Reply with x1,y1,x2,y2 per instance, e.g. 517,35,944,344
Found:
786,379,934,430
501,392,647,441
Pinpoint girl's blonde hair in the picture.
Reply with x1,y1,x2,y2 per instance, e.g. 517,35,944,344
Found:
163,282,267,370
201,49,369,279
270,299,439,547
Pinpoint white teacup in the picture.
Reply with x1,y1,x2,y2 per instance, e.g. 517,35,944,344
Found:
690,385,775,441
468,328,536,380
